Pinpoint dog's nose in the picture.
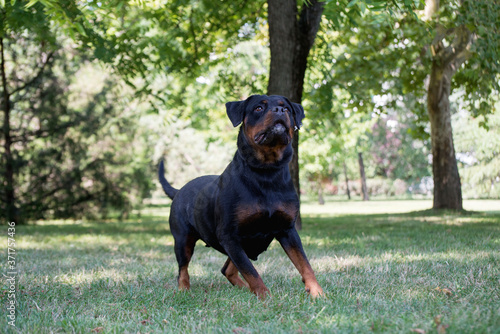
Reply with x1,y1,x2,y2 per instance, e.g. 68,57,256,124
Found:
273,107,285,114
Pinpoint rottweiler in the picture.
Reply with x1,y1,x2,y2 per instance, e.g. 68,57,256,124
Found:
158,95,323,299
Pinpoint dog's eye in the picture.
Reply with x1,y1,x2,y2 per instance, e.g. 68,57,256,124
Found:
255,106,264,112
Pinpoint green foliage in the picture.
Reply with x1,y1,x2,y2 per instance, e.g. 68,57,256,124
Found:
322,0,420,28
0,0,155,220
301,0,499,201
454,109,500,199
161,39,270,133
454,0,500,118
368,110,431,182
152,118,234,190
325,0,500,125
316,8,429,118
22,0,267,90
299,2,432,197
300,106,432,199
0,1,56,44
0,36,154,219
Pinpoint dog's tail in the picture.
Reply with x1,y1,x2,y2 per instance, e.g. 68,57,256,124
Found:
158,160,178,200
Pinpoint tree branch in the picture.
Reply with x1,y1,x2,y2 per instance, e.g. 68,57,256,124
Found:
431,24,456,49
188,8,199,61
24,158,107,208
10,51,55,95
298,0,325,51
443,25,472,69
10,120,79,143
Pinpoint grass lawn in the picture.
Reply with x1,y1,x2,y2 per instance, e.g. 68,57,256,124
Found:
2,200,499,333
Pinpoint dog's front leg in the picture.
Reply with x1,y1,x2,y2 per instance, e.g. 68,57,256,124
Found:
221,240,270,299
277,229,324,298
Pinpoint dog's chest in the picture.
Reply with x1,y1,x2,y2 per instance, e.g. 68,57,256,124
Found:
234,201,298,236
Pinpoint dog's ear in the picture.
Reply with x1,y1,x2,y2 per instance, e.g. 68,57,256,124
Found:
225,100,246,127
284,98,305,130
291,102,305,130
226,95,259,127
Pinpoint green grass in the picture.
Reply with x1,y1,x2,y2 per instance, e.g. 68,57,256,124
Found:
2,200,500,333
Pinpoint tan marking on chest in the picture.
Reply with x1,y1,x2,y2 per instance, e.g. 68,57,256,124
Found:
235,202,298,226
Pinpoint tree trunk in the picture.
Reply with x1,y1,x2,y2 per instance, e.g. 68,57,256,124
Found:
425,0,471,211
1,37,17,223
343,161,351,200
428,62,463,210
358,152,369,201
267,0,323,229
317,178,325,205
268,0,296,97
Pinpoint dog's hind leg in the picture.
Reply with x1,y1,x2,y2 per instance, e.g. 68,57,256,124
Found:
221,257,249,288
174,231,198,290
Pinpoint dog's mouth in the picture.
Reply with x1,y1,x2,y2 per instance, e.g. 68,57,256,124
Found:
254,121,289,145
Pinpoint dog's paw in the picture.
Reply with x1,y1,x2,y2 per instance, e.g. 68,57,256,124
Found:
252,286,271,300
305,283,324,299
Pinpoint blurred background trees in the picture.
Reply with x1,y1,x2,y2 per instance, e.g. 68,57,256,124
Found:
1,1,153,222
1,0,499,223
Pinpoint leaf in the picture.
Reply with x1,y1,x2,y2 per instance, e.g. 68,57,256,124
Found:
38,0,53,6
25,0,38,8
434,286,453,296
75,22,87,37
347,0,358,8
437,323,449,334
434,315,449,334
358,1,366,14
0,0,4,8
410,329,426,334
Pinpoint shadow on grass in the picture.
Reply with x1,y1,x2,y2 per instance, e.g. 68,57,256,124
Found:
299,210,500,261
15,209,500,280
19,218,170,236
18,209,500,257
15,217,176,280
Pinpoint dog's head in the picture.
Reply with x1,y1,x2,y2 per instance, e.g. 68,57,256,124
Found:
226,95,305,167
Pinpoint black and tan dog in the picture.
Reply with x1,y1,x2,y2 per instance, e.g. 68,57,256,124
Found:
158,95,323,299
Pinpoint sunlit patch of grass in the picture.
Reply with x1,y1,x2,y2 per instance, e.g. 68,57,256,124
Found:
1,201,499,333
302,199,500,217
302,199,434,216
